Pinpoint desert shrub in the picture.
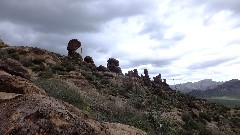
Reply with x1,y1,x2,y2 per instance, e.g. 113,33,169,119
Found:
32,57,45,64
61,60,76,72
133,100,145,110
84,73,97,82
32,64,45,72
51,64,65,73
20,58,33,67
182,112,192,122
199,112,212,122
38,70,54,79
100,78,110,85
6,48,17,54
84,106,93,117
34,78,87,109
0,48,20,60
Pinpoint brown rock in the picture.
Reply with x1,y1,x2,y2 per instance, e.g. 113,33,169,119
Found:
97,65,109,72
67,39,81,53
107,58,122,74
0,58,31,80
84,56,94,64
0,71,46,95
0,94,110,135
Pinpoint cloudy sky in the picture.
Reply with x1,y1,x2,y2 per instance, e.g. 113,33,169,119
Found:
0,0,240,84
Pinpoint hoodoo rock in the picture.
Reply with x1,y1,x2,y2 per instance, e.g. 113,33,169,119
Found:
67,39,81,53
107,58,122,74
67,39,82,60
0,58,31,80
143,69,151,86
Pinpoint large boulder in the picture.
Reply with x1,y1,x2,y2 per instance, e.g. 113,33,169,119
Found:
67,39,82,60
0,58,31,80
67,39,81,53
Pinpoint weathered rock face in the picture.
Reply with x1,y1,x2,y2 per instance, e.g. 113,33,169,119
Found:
133,69,139,78
107,58,122,74
84,56,94,64
67,39,82,60
0,71,45,95
97,65,109,72
142,69,151,86
0,58,31,80
153,74,162,84
0,68,146,135
0,92,110,135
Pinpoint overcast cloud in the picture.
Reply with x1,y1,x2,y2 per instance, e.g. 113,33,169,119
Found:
0,0,240,84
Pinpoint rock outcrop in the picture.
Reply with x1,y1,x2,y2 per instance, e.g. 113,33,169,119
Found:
142,69,151,86
97,65,109,72
0,58,146,135
107,58,122,74
84,56,94,64
67,39,82,60
0,58,31,80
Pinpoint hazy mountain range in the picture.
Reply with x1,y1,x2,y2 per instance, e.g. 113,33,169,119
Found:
188,79,240,108
170,79,224,93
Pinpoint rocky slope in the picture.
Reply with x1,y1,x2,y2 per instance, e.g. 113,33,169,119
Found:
0,39,240,135
171,79,224,93
0,41,146,135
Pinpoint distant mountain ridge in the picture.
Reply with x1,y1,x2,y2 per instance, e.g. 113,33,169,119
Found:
170,79,224,93
188,79,240,98
188,79,240,108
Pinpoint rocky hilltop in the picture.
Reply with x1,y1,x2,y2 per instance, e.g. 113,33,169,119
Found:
171,79,224,93
0,39,240,135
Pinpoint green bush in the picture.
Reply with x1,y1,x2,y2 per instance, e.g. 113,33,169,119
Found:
32,64,45,72
20,58,33,67
199,112,212,122
84,73,97,82
51,64,65,73
182,112,192,122
34,78,87,109
32,57,45,64
38,70,54,78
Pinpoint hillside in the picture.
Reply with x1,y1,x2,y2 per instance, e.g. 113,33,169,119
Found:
188,79,240,108
1,39,240,135
171,79,224,93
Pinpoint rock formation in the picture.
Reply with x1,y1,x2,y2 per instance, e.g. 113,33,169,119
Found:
97,65,109,72
153,74,162,84
0,58,31,80
142,69,151,86
67,39,82,60
133,69,139,78
84,56,94,64
107,58,122,74
0,59,146,135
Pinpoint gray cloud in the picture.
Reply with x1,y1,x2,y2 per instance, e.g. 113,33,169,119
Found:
139,19,168,40
121,58,174,69
188,58,235,70
0,0,153,34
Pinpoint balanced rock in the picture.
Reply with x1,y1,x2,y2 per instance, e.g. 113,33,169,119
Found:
67,39,81,53
67,39,82,60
